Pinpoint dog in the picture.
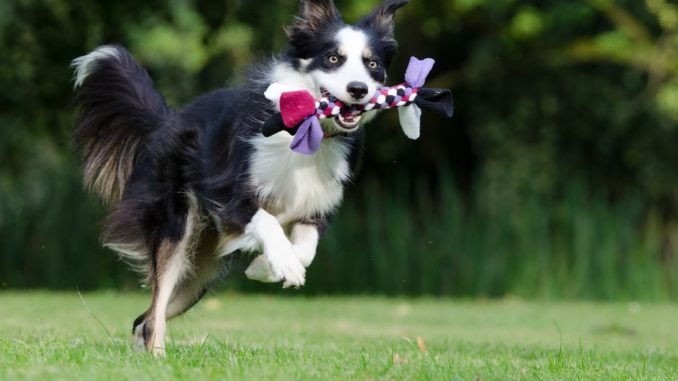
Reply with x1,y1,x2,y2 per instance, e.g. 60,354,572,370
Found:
71,0,409,355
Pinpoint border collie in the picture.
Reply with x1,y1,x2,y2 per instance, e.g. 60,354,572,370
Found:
72,0,408,355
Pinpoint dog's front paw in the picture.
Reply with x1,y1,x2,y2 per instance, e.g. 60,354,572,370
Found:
245,254,280,283
268,248,306,288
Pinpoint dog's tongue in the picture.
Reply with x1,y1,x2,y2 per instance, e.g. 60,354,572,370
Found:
341,114,356,123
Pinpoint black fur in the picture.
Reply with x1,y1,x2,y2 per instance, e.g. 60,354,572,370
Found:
72,0,408,352
73,45,170,203
73,45,365,276
358,0,409,43
286,0,344,58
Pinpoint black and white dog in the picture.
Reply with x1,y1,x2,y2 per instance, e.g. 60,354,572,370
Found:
72,0,408,355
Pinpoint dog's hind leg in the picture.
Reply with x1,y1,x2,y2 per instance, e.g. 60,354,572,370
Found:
133,226,221,354
134,201,202,356
141,238,192,356
133,256,220,353
164,244,222,320
133,260,219,347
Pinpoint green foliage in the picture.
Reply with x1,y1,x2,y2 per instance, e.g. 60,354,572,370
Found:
292,173,678,299
0,0,677,298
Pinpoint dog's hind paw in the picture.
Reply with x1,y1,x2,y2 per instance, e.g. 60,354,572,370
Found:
133,322,146,352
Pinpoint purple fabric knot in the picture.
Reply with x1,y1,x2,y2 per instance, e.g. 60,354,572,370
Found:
290,116,323,155
405,57,435,88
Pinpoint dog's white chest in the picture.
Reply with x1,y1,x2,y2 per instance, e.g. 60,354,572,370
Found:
248,133,351,224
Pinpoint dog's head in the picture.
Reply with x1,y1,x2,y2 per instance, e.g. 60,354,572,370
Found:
285,0,409,132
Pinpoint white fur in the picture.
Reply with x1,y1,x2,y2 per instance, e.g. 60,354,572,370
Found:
249,132,350,224
263,27,382,134
310,27,380,105
138,195,200,356
291,224,320,267
219,230,259,257
268,61,319,97
263,83,288,104
245,254,280,283
244,223,319,282
71,45,121,88
243,209,306,288
221,105,350,284
147,250,188,356
220,28,376,282
234,133,348,283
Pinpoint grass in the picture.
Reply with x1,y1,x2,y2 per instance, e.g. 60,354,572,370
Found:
1,292,677,380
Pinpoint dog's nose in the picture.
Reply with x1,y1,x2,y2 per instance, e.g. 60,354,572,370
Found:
347,82,368,100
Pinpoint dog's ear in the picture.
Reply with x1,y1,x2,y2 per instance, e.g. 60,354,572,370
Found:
359,0,409,42
286,0,342,43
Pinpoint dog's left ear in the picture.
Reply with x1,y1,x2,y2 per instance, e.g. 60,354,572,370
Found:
286,0,343,45
358,0,409,42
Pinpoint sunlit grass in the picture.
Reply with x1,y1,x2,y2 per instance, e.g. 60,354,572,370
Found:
1,292,677,380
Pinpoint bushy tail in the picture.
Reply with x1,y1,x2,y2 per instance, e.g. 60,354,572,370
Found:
72,45,169,203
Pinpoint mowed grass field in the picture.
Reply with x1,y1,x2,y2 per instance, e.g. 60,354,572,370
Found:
1,292,677,380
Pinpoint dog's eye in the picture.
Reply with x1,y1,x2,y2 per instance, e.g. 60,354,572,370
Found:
327,55,340,65
368,60,379,70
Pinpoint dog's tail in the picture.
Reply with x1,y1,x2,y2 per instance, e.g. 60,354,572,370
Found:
72,45,170,203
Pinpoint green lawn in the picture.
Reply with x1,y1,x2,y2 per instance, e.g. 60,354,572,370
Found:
0,292,677,380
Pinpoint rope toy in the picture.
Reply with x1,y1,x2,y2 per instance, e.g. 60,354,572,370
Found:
263,57,454,155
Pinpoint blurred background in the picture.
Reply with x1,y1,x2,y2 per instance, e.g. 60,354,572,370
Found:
1,0,677,300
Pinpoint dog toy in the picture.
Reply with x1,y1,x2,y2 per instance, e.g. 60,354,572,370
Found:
263,57,454,155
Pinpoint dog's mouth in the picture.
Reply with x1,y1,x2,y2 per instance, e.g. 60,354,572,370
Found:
335,114,362,130
320,87,363,131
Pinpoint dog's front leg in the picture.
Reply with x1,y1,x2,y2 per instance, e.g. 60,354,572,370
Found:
246,222,322,284
290,223,320,268
244,209,306,288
